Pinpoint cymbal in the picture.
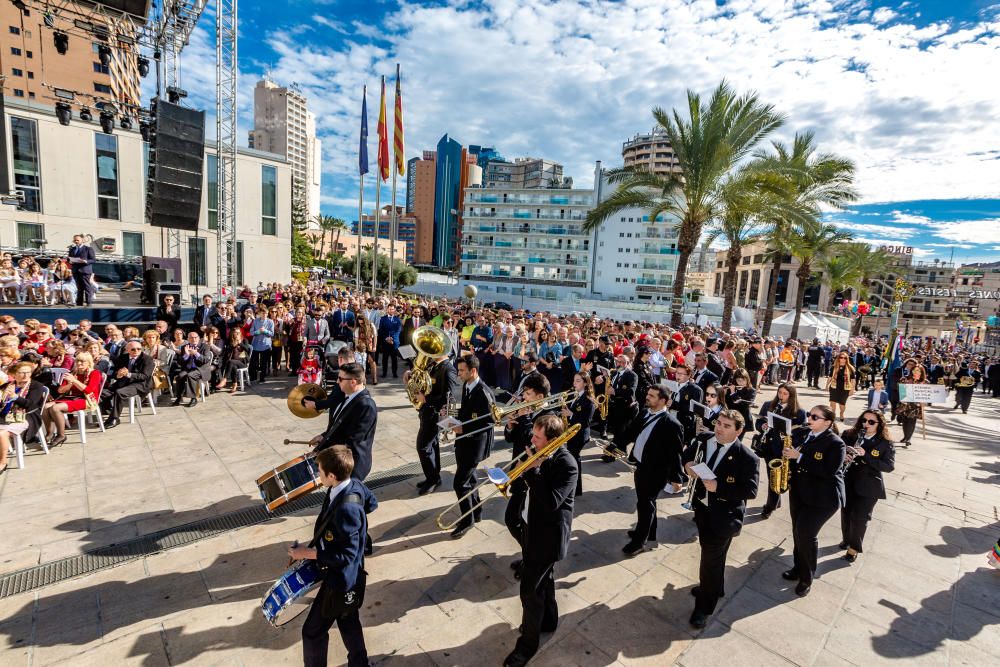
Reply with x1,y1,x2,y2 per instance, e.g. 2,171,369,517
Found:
287,383,328,419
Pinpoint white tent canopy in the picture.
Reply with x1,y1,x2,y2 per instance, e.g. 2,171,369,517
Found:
769,311,850,344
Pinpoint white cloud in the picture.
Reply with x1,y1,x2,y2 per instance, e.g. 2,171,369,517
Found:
872,8,897,24
833,221,918,237
889,211,934,225
931,218,1000,243
924,242,976,248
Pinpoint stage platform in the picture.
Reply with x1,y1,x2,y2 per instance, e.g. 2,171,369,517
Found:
1,290,185,327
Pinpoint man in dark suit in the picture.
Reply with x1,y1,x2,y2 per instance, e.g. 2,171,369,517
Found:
683,410,760,628
745,338,764,388
692,353,720,391
306,363,377,482
407,355,460,495
376,305,402,378
449,354,495,539
288,446,378,667
620,384,685,556
671,364,703,445
68,234,96,306
988,358,1000,398
328,299,356,344
559,343,584,390
604,354,638,460
503,414,578,667
193,294,221,333
400,305,426,352
171,331,213,407
102,341,156,428
806,339,825,388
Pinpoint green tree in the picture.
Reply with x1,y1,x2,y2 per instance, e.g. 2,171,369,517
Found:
291,177,308,232
341,249,417,291
754,132,858,335
786,220,853,339
291,229,314,269
584,80,785,326
821,253,864,311
839,243,895,334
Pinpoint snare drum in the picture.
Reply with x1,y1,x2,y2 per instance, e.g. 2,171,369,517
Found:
256,453,321,512
261,559,322,627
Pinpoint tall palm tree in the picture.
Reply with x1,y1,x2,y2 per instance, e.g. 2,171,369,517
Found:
821,253,863,311
786,220,853,339
584,80,786,326
328,218,349,264
839,242,895,334
755,132,858,335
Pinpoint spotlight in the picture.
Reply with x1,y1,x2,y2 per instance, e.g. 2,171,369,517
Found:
99,110,115,134
79,107,92,122
54,31,69,55
55,102,72,126
139,121,151,142
120,115,132,130
137,56,149,78
98,44,112,67
44,12,54,28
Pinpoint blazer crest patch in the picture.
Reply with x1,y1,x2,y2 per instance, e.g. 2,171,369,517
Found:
471,413,478,419
726,475,735,483
814,452,824,461
323,530,334,542
575,406,582,413
871,449,880,457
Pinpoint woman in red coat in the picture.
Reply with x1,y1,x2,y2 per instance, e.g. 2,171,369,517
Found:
42,351,102,446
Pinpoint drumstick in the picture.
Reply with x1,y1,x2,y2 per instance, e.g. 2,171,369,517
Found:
288,540,298,567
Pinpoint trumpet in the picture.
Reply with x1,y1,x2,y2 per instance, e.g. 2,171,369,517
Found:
436,423,581,531
768,433,791,495
595,438,634,470
444,390,576,443
681,437,706,511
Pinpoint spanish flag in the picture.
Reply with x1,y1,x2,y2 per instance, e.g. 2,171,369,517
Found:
393,64,405,176
377,75,389,182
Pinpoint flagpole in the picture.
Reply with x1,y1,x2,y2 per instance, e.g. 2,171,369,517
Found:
389,63,404,300
389,167,397,298
356,173,364,293
372,179,381,292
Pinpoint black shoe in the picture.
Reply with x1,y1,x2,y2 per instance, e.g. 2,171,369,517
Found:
838,541,848,549
185,398,198,408
503,650,532,667
451,522,474,539
473,507,483,523
622,541,645,558
171,398,182,406
416,479,441,496
689,610,709,629
103,418,120,429
843,552,858,563
781,569,799,581
691,586,700,598
795,582,811,597
761,509,772,520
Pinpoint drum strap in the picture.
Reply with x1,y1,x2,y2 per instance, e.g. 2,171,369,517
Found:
309,493,364,549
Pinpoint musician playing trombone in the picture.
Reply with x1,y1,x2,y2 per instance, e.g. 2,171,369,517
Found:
449,355,496,539
405,354,460,496
683,410,759,629
620,384,685,557
503,414,579,667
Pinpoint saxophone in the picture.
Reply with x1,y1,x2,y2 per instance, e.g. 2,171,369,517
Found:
597,367,611,420
768,433,791,494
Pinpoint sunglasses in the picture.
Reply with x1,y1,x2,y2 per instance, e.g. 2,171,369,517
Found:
862,418,878,425
807,413,827,421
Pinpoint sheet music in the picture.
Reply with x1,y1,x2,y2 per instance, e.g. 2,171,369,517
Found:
767,412,792,434
663,380,679,393
398,345,416,360
690,463,717,481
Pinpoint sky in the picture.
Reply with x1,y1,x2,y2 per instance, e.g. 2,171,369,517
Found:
164,0,1000,264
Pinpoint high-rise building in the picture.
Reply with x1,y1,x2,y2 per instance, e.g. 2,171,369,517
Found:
0,3,141,112
407,152,437,264
354,205,417,263
468,145,504,173
248,78,321,220
622,128,681,176
483,157,566,189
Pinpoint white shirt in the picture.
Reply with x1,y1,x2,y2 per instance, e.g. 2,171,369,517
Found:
324,477,352,508
633,408,666,463
706,438,737,471
464,376,480,398
332,386,365,422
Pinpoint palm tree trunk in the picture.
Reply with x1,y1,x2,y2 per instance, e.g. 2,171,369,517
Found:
851,314,864,336
761,253,782,336
721,246,741,331
670,245,693,328
789,264,810,340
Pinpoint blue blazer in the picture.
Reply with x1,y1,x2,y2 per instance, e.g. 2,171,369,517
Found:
866,388,889,411
68,244,95,275
313,479,378,592
329,309,356,339
377,315,401,348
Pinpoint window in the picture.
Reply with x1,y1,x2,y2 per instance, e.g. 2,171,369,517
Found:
206,154,218,229
122,232,144,257
261,165,277,235
94,83,112,94
188,237,207,285
9,26,20,35
16,222,44,249
25,50,31,58
10,116,41,212
12,89,23,97
10,47,20,56
26,71,32,79
27,92,33,99
93,62,109,75
95,133,120,219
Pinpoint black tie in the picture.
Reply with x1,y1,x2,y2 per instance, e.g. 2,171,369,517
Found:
707,444,725,471
641,412,660,431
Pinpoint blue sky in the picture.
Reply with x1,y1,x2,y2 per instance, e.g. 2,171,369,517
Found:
168,1,1000,264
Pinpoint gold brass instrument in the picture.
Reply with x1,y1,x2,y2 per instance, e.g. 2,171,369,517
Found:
957,375,975,388
595,438,634,470
681,437,706,511
436,423,581,530
597,372,611,421
287,383,328,419
768,433,791,495
406,326,451,410
446,390,576,443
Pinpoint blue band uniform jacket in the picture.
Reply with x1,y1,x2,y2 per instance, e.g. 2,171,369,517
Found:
310,479,378,593
683,433,760,538
789,427,847,509
843,432,895,499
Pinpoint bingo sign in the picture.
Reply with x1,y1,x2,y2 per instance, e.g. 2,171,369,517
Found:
899,384,949,404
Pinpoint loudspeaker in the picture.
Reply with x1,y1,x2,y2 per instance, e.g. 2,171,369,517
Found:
146,98,205,232
156,283,182,306
92,1,152,19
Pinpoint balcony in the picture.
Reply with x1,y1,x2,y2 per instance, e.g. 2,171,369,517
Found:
642,244,680,255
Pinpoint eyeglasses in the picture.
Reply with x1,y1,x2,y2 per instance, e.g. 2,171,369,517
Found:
862,418,878,425
807,413,827,421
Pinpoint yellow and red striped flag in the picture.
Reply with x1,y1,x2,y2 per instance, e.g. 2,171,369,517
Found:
377,75,389,182
393,64,405,176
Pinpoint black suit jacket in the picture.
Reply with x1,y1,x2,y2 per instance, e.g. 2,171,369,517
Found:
400,317,424,349
610,367,638,406
112,353,156,394
673,381,703,439
421,358,460,414
754,403,807,459
745,347,764,373
842,431,895,499
565,393,595,453
520,445,578,564
560,356,581,389
788,427,846,509
684,434,760,538
624,410,686,492
318,388,377,480
68,244,95,275
693,368,719,392
457,380,495,463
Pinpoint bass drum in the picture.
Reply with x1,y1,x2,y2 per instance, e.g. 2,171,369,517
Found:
261,559,322,627
256,453,321,513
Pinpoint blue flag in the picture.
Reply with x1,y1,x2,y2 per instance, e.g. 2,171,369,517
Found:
359,86,369,176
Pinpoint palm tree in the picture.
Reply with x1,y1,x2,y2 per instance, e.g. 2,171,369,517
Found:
821,253,863,311
328,218,349,266
755,132,858,335
584,80,786,326
839,243,895,334
786,220,853,339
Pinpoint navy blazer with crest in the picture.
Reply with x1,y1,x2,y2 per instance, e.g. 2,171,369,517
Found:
788,426,847,509
311,479,378,592
683,433,760,538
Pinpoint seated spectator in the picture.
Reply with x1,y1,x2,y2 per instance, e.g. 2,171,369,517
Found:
85,340,113,376
102,341,155,429
0,257,19,302
42,351,102,447
218,329,250,393
43,340,75,374
0,362,47,473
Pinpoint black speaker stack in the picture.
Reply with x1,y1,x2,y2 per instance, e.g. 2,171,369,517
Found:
145,97,206,232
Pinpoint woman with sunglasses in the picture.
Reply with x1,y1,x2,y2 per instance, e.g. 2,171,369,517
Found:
699,382,728,432
825,351,856,422
755,383,806,519
780,405,846,596
840,410,895,563
895,361,927,447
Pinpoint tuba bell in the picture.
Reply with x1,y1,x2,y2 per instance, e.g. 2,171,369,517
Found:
406,326,451,410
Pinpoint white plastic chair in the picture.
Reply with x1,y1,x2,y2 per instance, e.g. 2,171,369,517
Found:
127,390,158,423
235,366,250,391
70,373,107,444
11,387,50,469
49,367,69,386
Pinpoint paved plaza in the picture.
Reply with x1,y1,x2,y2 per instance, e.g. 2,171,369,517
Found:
0,376,997,666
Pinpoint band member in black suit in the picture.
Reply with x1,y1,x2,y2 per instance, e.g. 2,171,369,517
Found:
604,354,638,460
683,410,760,628
725,369,756,435
305,363,377,482
780,405,846,596
406,355,460,495
288,446,378,667
561,372,596,495
840,410,895,563
102,341,156,428
171,331,213,407
692,353,720,392
621,384,685,556
953,361,981,413
755,383,807,519
449,354,496,539
503,414,579,667
671,364,703,445
700,383,727,432
68,234,96,306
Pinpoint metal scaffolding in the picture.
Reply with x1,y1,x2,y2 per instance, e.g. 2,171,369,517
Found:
215,0,238,295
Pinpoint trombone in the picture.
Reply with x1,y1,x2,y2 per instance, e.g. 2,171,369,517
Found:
594,437,635,470
444,390,576,443
436,423,580,531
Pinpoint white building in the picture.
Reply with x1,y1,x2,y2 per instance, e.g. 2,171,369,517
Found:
1,98,292,300
248,78,321,221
